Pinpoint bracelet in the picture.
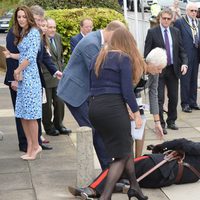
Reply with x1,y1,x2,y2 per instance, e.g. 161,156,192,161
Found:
154,120,160,125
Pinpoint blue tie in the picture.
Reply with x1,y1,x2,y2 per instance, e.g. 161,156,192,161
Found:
164,29,171,65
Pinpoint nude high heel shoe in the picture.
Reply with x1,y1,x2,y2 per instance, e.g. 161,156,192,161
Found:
22,146,42,160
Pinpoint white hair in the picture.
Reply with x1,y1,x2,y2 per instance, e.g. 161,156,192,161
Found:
186,2,198,11
145,47,167,69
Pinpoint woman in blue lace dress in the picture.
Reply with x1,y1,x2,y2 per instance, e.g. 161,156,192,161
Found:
11,6,42,160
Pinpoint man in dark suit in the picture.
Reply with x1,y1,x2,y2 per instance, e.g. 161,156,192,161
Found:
144,8,188,134
70,18,93,52
41,18,71,136
57,21,126,170
174,2,200,113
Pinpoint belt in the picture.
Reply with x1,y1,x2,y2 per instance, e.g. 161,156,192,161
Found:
175,161,200,183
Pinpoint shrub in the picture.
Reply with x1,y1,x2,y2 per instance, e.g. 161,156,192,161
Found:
19,0,121,12
45,8,125,62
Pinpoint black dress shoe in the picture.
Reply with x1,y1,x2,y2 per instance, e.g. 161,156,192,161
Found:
190,105,200,110
46,129,59,136
167,123,179,130
182,105,192,113
68,186,97,198
41,144,53,150
58,127,72,135
163,128,168,135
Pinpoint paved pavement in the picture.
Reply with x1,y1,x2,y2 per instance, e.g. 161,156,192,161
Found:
0,70,200,200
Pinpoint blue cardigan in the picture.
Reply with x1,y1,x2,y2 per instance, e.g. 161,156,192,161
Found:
90,51,139,113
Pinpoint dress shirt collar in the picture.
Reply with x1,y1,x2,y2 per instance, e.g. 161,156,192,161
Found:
100,30,104,46
186,15,197,26
80,32,85,37
160,24,170,33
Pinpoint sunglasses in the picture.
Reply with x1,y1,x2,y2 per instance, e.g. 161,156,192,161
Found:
162,17,172,21
190,10,198,12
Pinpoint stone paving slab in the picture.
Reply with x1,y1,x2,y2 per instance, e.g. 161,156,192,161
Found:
0,158,29,173
161,182,200,200
32,170,77,200
0,173,32,191
0,190,36,200
1,72,200,200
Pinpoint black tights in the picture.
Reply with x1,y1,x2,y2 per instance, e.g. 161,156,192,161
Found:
99,155,142,200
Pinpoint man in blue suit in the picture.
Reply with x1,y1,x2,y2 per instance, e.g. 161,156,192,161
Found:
57,20,126,170
174,2,200,113
70,18,93,52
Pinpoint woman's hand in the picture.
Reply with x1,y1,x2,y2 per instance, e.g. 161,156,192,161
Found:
154,121,164,140
134,111,142,129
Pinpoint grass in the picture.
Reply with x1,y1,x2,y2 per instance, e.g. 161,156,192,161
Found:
0,0,19,16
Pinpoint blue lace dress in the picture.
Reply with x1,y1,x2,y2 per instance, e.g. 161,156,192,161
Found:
15,27,42,120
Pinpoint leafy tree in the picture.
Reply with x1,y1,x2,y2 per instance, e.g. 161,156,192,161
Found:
19,0,121,12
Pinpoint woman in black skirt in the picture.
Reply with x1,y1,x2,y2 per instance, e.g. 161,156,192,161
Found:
89,27,148,200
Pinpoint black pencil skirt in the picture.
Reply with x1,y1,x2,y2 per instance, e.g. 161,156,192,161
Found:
89,94,133,158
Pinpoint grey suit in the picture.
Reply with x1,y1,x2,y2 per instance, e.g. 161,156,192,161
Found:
147,74,159,115
57,30,111,170
42,33,65,132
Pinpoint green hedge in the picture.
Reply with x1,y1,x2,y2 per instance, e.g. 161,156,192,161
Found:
46,8,125,62
19,0,121,12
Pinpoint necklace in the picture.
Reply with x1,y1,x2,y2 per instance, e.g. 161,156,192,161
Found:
183,16,198,30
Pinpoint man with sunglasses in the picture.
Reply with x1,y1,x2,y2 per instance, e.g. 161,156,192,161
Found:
174,2,200,113
144,7,188,135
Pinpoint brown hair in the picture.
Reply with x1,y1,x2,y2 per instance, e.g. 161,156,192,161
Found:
80,18,93,27
41,18,50,50
13,5,37,45
105,20,127,31
30,5,44,17
160,7,173,18
95,27,146,84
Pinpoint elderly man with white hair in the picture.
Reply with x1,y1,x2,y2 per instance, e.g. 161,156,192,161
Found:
174,2,200,113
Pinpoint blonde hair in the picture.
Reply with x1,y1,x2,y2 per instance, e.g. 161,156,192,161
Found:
95,27,146,84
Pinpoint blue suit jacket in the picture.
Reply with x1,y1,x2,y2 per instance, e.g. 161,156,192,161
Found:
70,33,83,52
174,16,200,63
57,30,102,107
4,28,57,88
4,28,19,86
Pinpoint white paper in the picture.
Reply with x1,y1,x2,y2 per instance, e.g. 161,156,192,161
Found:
131,117,146,140
42,88,47,104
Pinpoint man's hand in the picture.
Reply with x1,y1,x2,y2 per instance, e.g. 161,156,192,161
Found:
2,48,11,58
11,81,18,91
181,65,188,75
55,71,62,80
